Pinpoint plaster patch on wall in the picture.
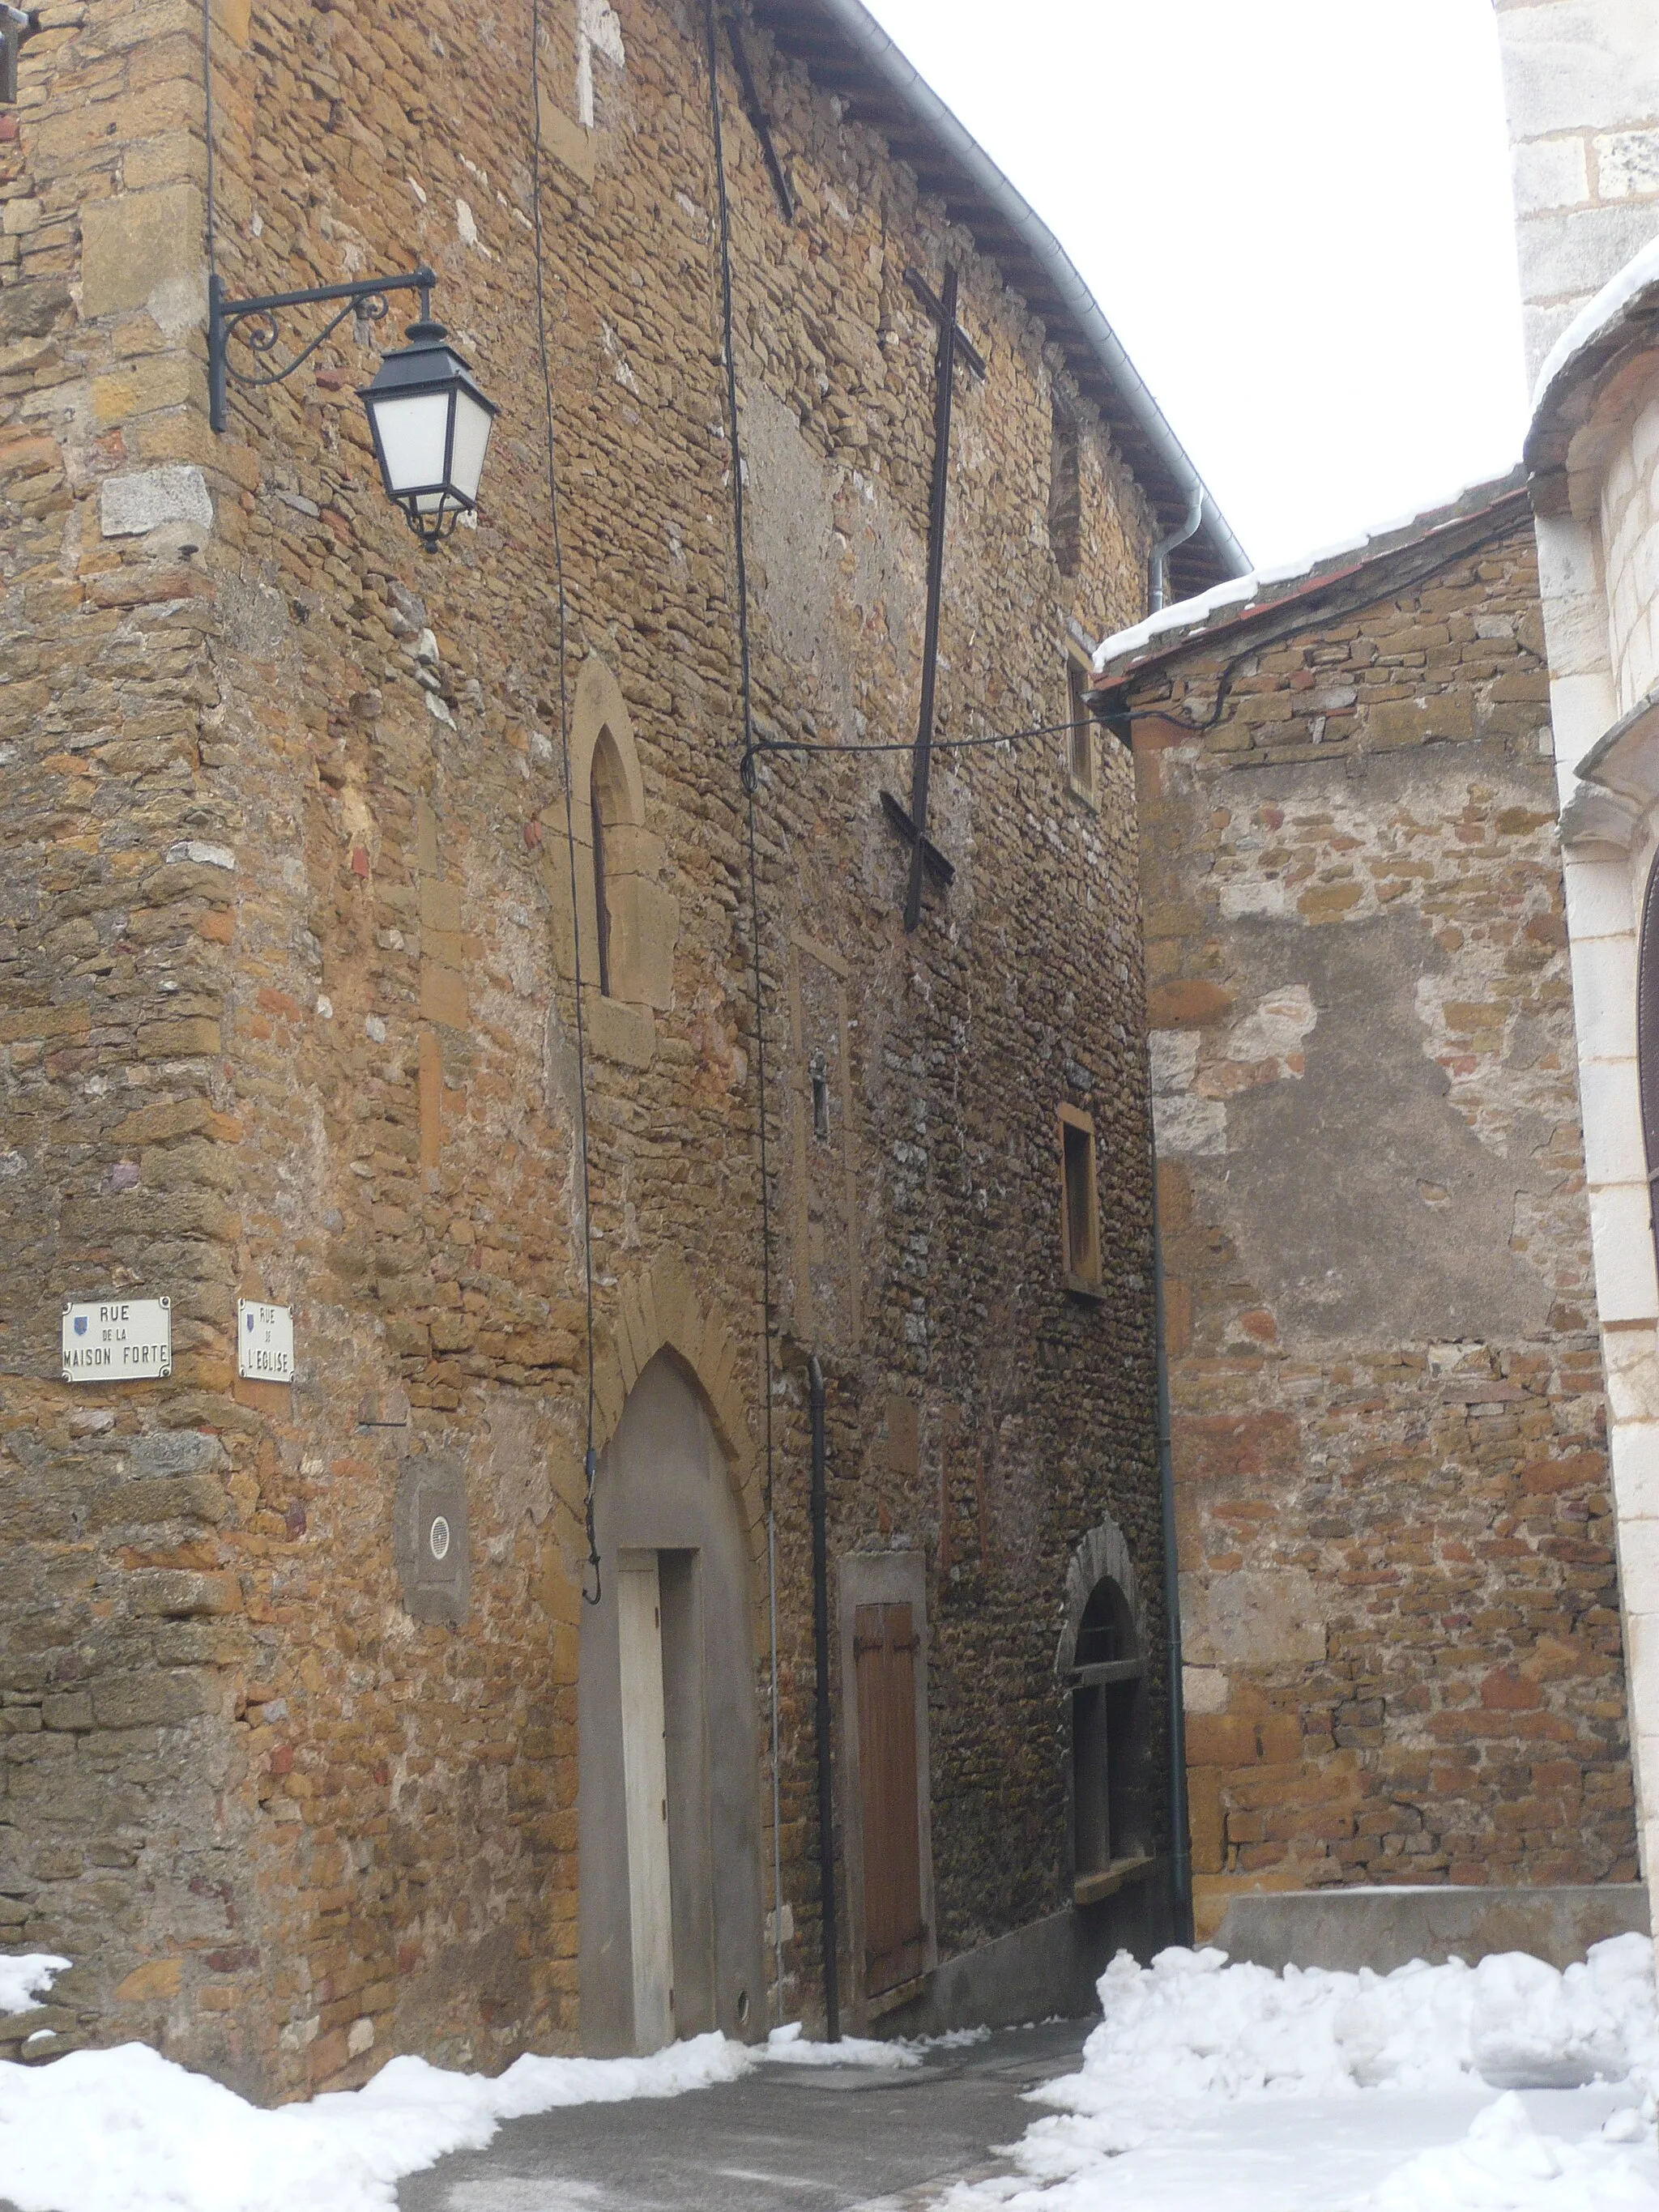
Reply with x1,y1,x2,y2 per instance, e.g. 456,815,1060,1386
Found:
1150,1027,1224,1155
1183,1665,1229,1715
1179,1567,1326,1669
1222,985,1316,1067
1219,878,1289,920
1152,1092,1226,1157
577,0,625,129
1215,914,1558,1346
740,379,923,760
1149,1028,1199,1094
100,465,212,539
1150,989,1314,1151
601,322,640,394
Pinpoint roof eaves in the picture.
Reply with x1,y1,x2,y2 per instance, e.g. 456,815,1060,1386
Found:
744,0,1249,592
1090,481,1533,697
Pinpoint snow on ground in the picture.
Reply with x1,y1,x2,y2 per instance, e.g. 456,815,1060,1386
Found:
759,2020,920,2067
940,1936,1659,2212
6,1941,1659,2210
0,1958,936,2212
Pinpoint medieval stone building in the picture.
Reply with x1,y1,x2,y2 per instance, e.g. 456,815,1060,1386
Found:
1092,477,1638,1941
0,0,1244,2095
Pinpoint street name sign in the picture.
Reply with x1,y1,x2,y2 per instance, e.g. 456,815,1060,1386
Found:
61,1297,172,1381
237,1300,294,1383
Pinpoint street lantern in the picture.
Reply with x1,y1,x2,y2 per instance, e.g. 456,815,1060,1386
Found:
207,265,498,550
360,301,499,550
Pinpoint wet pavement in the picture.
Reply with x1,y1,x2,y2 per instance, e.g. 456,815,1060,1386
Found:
395,2016,1094,2212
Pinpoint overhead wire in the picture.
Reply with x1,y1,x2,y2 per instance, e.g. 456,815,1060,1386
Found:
702,0,787,2031
530,0,603,1608
755,711,1115,757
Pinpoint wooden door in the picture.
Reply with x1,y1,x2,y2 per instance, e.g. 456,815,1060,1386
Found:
854,1601,925,1996
618,1555,675,2052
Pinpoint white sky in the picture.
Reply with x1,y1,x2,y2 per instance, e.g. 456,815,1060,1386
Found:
865,0,1529,574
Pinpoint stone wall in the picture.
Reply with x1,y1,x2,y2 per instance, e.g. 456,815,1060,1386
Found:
1496,0,1659,382
1098,496,1636,1939
1,0,1167,2093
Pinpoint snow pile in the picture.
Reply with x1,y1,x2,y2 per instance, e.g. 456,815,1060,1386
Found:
0,1955,67,2018
1358,2092,1659,2210
944,1937,1659,2210
0,2034,753,2212
0,2014,921,2212
1047,1937,1656,2127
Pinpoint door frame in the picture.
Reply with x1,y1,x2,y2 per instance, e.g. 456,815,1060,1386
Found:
838,1549,936,2028
616,1549,675,2052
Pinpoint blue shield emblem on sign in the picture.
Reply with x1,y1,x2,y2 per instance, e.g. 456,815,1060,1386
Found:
245,1311,255,1333
74,1315,87,1336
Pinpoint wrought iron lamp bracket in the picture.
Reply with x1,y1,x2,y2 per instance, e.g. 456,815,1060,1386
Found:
207,265,437,433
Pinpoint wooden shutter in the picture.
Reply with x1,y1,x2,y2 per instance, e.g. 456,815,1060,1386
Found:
854,1601,925,1996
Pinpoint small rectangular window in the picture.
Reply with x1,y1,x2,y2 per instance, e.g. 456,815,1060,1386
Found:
1060,1106,1102,1294
1066,657,1096,803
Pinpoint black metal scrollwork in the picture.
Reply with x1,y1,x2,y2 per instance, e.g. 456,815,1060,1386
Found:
207,269,433,432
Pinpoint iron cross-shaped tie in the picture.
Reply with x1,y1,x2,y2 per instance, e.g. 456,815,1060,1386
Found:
890,265,985,932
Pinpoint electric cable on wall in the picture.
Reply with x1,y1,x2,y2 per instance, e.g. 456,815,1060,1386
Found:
702,0,787,2028
530,0,603,1606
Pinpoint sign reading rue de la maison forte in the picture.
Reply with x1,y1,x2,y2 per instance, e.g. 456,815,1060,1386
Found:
237,1300,294,1383
61,1297,172,1381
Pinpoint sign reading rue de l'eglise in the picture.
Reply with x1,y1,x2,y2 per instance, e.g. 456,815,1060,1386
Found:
61,1297,172,1381
237,1300,294,1383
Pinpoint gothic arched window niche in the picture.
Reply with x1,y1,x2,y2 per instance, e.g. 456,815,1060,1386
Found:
557,656,679,1060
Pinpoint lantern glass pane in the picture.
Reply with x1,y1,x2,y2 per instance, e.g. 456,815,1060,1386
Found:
370,390,450,495
449,389,494,504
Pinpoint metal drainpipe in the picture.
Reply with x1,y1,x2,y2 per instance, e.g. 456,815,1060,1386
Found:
1149,488,1205,615
1150,1121,1193,1946
808,1355,840,2039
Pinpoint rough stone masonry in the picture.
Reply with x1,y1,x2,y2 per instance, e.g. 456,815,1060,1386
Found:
0,0,1228,2096
1094,479,1636,1942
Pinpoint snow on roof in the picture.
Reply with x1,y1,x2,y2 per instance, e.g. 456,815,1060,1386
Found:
1092,470,1528,681
1531,231,1659,428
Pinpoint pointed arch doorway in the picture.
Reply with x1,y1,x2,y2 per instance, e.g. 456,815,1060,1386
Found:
577,1350,765,2054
